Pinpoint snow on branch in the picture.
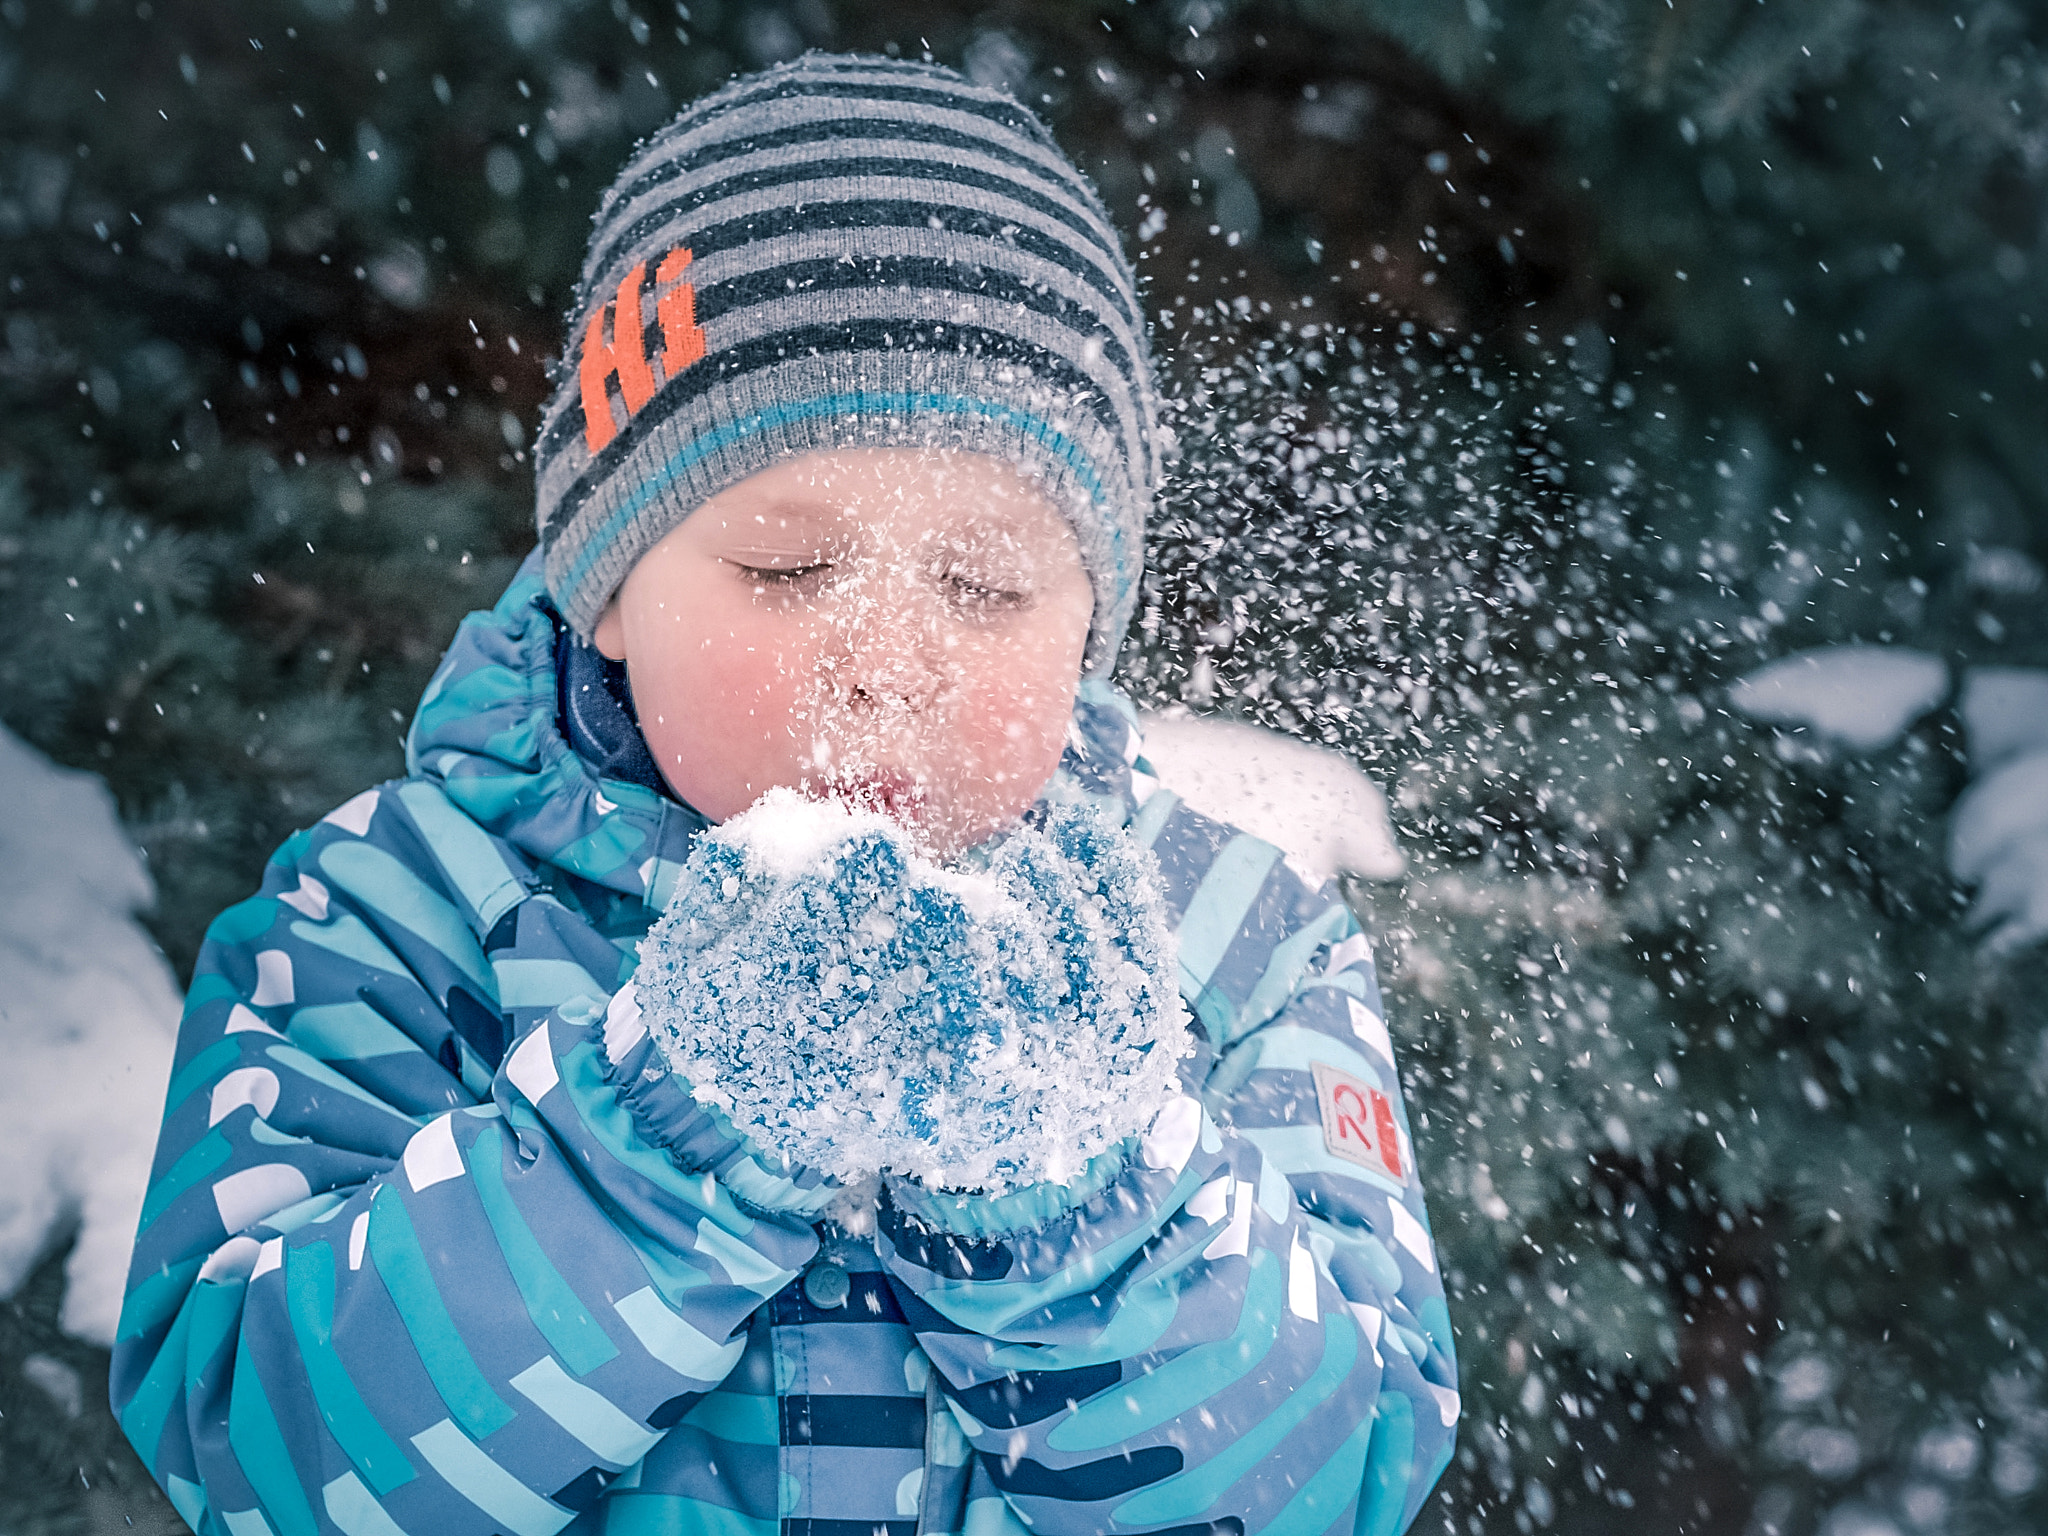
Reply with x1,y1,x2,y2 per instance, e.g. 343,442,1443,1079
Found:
1727,645,1949,752
1731,647,2048,956
1953,668,2048,954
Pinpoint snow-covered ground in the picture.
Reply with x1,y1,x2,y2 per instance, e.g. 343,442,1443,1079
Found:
0,726,178,1346
1730,648,2048,954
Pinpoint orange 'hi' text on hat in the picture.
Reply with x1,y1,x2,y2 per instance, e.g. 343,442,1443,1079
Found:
580,246,705,453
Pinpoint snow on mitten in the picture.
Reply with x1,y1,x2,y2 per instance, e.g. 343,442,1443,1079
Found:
634,788,1190,1194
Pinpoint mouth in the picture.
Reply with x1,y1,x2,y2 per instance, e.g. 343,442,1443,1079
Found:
811,770,927,822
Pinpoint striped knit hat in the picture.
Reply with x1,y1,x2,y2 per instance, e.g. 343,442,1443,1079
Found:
535,52,1160,674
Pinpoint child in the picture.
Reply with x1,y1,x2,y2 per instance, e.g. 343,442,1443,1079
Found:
113,53,1459,1536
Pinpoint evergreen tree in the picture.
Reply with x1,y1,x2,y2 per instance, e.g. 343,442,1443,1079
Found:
0,2,2041,1533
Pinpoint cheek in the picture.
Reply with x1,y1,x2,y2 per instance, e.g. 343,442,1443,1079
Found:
952,636,1081,784
626,608,823,812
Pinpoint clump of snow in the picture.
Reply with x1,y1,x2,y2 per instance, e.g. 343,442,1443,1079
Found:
636,788,1190,1194
1958,667,2048,771
1729,646,1950,751
1137,710,1405,884
1949,666,2048,954
0,726,178,1346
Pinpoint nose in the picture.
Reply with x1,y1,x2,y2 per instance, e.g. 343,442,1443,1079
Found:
845,642,943,711
830,587,946,713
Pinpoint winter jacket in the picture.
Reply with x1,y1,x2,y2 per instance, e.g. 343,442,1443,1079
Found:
113,553,1460,1536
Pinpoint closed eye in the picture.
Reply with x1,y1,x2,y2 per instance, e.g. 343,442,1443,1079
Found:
941,571,1028,610
734,561,831,588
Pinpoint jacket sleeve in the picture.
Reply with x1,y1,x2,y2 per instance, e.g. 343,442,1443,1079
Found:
111,782,831,1536
875,833,1459,1536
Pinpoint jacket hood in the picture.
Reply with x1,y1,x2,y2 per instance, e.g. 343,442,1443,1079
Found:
404,549,1144,910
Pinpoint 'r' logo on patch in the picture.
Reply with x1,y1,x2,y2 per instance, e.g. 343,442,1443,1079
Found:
1311,1061,1406,1185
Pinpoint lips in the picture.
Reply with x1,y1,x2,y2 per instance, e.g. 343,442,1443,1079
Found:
813,770,926,822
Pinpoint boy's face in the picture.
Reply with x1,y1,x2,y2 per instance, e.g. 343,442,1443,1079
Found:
593,448,1096,858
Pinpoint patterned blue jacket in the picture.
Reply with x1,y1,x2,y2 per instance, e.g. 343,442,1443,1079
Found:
112,555,1459,1536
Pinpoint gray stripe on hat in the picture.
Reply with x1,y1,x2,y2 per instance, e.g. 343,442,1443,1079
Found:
581,151,1134,330
673,222,1149,378
602,62,1068,188
546,312,1141,554
600,89,1116,243
589,124,1128,293
539,174,1149,464
535,258,1148,484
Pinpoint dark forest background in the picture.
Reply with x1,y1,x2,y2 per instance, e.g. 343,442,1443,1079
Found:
2,1,2045,1533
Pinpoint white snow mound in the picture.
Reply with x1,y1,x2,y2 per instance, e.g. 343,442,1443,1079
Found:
636,789,1190,1194
1959,667,2048,772
0,726,178,1346
1949,745,2048,955
1729,646,1949,751
1136,710,1405,885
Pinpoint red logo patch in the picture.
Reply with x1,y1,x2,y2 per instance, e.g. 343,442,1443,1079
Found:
1312,1061,1406,1184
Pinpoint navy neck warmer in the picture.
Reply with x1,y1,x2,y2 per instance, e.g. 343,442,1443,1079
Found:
552,614,681,804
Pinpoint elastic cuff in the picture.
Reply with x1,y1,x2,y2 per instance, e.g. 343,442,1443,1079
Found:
600,1024,840,1222
882,1137,1138,1241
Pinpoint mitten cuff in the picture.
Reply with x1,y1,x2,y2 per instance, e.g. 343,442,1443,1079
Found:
882,1138,1136,1239
599,984,840,1222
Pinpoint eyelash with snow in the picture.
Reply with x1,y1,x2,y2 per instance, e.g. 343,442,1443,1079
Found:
736,562,830,586
938,567,1027,608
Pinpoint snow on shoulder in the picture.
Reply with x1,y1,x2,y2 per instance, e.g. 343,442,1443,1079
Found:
1136,710,1405,886
0,726,178,1346
635,788,1191,1195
